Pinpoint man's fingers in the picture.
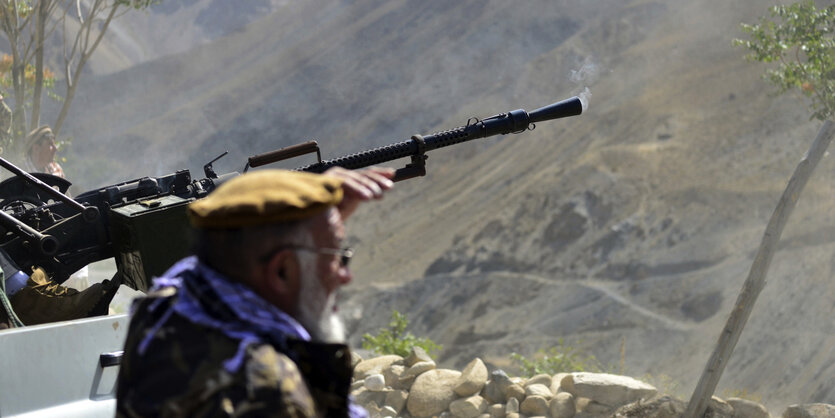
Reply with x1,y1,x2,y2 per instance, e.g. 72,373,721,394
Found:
325,166,394,200
354,167,395,197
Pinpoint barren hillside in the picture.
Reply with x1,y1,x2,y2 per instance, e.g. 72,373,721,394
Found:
46,0,834,411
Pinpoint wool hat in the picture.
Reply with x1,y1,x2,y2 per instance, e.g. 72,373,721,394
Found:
187,169,343,229
25,125,53,152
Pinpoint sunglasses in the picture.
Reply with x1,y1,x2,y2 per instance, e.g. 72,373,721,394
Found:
259,246,354,267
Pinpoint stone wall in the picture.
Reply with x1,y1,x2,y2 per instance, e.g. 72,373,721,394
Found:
350,348,834,418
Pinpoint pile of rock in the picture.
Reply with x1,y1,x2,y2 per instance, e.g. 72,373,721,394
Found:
350,347,831,418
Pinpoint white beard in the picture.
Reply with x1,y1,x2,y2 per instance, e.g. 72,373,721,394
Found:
295,251,346,343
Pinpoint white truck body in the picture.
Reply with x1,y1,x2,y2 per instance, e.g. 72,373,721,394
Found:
0,314,129,417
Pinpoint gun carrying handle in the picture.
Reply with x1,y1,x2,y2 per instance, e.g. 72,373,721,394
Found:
393,165,426,182
391,135,429,182
248,141,321,169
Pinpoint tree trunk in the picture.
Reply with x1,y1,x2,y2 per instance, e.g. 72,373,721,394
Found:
53,2,119,137
684,120,835,418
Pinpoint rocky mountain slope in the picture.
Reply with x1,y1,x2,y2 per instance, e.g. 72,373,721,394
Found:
45,0,834,412
86,0,291,74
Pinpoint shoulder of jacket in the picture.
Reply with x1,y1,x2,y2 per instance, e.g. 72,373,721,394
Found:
244,344,318,415
245,344,303,388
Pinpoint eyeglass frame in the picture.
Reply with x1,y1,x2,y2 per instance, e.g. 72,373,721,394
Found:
259,245,354,267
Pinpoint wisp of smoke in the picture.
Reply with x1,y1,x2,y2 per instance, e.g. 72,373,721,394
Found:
570,57,599,113
570,57,599,84
578,87,591,113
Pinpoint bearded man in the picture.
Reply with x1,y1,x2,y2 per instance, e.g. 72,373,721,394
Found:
116,167,394,417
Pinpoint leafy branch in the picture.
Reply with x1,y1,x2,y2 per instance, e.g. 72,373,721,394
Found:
735,0,835,120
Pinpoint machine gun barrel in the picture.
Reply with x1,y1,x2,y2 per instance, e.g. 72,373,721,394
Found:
0,210,58,255
294,96,583,177
0,157,99,222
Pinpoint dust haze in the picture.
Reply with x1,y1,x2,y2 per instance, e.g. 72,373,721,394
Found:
37,0,835,411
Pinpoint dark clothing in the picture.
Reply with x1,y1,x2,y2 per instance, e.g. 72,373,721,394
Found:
116,257,363,418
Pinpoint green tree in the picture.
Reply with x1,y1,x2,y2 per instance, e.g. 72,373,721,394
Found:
361,310,442,359
735,0,835,120
0,0,157,158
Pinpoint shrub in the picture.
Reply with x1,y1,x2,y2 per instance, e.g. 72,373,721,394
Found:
361,310,442,359
510,338,604,377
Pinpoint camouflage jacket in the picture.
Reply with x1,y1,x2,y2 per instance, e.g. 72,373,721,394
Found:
116,280,357,417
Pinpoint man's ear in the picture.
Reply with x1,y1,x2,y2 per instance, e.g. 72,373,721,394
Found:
260,249,300,313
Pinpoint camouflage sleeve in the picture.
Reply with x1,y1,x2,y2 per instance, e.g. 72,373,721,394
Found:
161,345,318,417
117,295,319,418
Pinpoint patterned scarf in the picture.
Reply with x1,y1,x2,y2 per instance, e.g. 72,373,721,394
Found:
137,256,309,372
136,256,368,418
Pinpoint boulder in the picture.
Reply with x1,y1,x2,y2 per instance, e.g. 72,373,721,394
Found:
383,364,406,388
397,374,418,391
364,401,384,418
489,403,506,418
381,405,398,417
365,373,386,391
727,397,770,418
585,399,614,414
455,358,489,396
353,387,387,409
354,355,403,380
506,397,519,413
402,360,437,380
520,395,550,416
707,396,734,418
526,383,554,398
384,389,409,415
612,395,687,418
550,392,576,418
407,369,462,417
350,350,363,369
526,373,553,388
483,370,513,404
783,403,835,418
561,372,657,408
551,373,570,394
350,379,364,392
404,346,434,367
505,383,526,403
449,395,488,418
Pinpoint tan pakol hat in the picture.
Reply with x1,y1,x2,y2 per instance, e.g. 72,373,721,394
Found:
187,169,343,229
25,125,53,151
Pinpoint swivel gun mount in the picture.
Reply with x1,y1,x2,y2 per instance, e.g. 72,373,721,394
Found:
245,96,584,182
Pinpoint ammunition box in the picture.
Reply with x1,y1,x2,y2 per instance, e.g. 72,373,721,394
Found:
109,195,194,291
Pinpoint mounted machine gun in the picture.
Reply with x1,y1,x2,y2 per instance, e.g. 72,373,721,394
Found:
0,96,583,294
